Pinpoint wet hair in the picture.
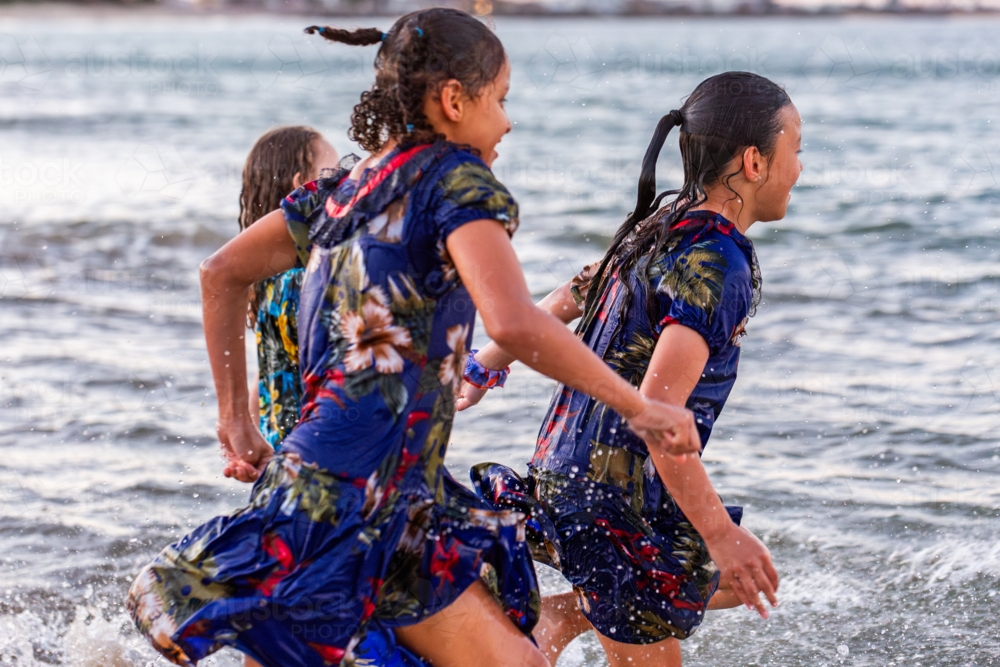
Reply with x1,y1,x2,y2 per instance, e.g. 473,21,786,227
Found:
583,71,792,325
239,125,321,323
305,8,506,153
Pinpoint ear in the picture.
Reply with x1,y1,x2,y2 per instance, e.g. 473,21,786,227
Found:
742,146,764,184
437,79,465,123
292,171,303,190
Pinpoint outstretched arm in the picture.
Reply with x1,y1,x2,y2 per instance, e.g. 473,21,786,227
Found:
448,221,700,456
640,323,779,617
200,208,297,482
455,278,582,412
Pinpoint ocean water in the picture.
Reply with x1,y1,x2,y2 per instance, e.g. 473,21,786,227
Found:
1,10,999,667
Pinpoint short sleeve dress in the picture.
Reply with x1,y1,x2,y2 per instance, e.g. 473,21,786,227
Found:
255,269,304,449
128,143,541,667
473,210,754,645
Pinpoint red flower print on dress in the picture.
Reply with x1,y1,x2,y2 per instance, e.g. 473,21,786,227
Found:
258,533,296,597
307,642,346,665
430,540,461,588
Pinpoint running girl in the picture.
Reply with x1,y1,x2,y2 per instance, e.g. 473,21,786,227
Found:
127,9,700,667
239,126,338,448
465,71,801,667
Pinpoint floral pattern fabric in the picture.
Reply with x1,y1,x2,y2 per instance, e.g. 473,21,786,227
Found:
475,210,753,644
255,269,304,449
128,143,538,667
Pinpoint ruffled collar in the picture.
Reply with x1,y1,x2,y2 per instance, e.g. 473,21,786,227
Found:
672,209,755,266
307,142,450,249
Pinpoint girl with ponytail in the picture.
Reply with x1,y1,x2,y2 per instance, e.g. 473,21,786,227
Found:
464,71,802,666
127,8,700,667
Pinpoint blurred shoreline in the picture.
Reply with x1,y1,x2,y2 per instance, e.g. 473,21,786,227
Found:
1,0,998,17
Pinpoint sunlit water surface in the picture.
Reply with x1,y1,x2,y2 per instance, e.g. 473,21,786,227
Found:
1,11,999,667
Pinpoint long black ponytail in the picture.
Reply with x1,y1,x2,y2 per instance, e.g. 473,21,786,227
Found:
582,71,791,326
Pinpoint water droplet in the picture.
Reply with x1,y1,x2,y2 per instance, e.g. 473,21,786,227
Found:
837,644,849,657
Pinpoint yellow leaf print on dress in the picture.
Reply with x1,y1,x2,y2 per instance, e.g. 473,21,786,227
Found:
656,241,728,319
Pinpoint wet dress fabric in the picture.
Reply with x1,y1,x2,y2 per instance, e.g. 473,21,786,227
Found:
474,210,753,645
128,143,541,667
255,269,304,449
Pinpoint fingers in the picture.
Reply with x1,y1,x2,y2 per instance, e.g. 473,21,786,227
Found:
763,558,780,594
732,571,768,619
223,459,259,483
753,564,779,609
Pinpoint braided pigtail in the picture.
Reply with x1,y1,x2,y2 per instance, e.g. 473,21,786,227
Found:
305,8,505,153
304,25,384,46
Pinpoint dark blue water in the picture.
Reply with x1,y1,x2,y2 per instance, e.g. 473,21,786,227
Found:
1,11,998,666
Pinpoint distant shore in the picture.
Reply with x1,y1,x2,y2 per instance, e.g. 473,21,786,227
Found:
1,0,998,17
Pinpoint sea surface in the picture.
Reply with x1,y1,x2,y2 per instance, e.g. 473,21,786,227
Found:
1,10,999,667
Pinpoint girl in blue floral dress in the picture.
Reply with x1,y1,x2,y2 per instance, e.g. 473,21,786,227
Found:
462,72,802,667
126,9,701,667
239,126,339,449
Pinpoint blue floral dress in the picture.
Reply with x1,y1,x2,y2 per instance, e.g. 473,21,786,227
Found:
128,143,540,667
255,269,304,449
474,210,752,645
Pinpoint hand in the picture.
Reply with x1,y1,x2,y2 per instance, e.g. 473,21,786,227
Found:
455,380,488,412
705,524,779,618
216,417,274,483
626,397,702,459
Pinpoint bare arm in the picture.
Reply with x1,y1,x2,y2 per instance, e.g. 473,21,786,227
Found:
448,221,699,455
201,208,297,481
640,323,779,616
468,278,582,373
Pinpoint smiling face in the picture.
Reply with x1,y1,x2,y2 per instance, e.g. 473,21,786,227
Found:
754,104,802,222
423,57,512,167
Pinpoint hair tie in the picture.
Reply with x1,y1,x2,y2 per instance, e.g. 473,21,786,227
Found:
381,32,387,41
669,109,684,127
406,124,414,133
414,27,424,37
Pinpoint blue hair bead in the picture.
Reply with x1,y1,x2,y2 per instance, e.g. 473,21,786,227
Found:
406,124,414,133
415,27,424,37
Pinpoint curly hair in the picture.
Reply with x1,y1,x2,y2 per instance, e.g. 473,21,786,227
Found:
238,125,321,323
306,8,505,153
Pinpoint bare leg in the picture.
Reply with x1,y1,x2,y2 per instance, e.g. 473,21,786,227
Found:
534,592,593,664
395,579,549,667
244,657,263,667
594,628,682,667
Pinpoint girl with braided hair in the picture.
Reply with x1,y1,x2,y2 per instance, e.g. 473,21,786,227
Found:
127,8,701,667
463,71,801,667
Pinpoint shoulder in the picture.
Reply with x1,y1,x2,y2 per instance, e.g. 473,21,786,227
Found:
281,171,350,224
429,145,519,236
652,233,750,319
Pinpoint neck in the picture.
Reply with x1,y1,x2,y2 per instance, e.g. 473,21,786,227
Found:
688,190,757,235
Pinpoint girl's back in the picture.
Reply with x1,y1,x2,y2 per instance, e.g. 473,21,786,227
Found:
534,209,755,475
